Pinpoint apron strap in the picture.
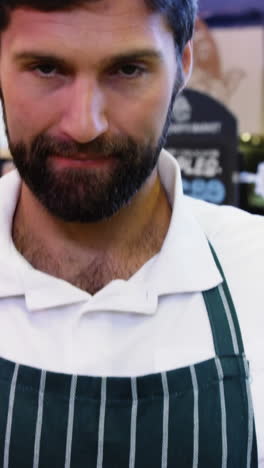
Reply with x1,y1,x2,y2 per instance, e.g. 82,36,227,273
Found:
202,243,245,356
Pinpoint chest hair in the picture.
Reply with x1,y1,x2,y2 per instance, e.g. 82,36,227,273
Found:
13,224,164,295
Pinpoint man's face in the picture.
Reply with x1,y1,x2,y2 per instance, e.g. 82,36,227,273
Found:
0,0,190,222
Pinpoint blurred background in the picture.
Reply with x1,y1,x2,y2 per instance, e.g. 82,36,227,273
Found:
0,0,264,213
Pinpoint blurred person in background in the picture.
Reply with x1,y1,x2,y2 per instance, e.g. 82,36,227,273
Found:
0,0,262,466
0,157,14,175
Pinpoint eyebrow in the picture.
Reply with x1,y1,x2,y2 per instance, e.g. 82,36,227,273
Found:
13,48,164,67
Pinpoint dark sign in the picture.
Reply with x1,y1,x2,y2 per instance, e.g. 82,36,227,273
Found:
165,89,239,205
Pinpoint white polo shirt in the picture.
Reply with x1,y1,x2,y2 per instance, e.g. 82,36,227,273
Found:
0,150,263,464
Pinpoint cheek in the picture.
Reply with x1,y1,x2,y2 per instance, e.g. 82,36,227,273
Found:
6,96,34,139
2,80,34,137
112,86,172,144
2,85,54,143
145,88,172,134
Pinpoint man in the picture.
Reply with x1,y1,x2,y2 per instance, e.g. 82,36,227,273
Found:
0,0,262,466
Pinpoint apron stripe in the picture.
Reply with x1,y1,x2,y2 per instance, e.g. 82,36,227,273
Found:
243,357,254,468
190,365,199,468
161,372,169,468
3,363,19,468
209,243,244,355
215,357,227,468
218,284,239,355
64,375,77,468
33,370,46,468
96,377,107,468
129,378,138,468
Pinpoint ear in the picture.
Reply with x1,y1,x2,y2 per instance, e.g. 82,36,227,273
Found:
181,40,193,88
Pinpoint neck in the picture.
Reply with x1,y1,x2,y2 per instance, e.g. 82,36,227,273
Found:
13,169,172,293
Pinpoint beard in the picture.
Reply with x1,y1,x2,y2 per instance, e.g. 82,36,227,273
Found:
2,76,181,223
10,133,164,223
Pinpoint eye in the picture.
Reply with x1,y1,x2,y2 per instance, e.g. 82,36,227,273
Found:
116,64,146,78
33,62,58,78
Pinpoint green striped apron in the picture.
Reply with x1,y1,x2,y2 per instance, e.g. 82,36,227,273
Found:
0,246,258,467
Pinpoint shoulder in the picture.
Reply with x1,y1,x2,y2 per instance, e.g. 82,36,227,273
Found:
184,195,264,368
184,195,264,311
184,196,264,359
184,195,264,257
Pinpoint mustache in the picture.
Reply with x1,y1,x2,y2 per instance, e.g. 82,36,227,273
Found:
28,134,140,161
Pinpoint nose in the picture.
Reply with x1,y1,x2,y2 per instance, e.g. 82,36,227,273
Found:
59,78,109,143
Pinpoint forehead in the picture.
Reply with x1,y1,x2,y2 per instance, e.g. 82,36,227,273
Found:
1,0,173,58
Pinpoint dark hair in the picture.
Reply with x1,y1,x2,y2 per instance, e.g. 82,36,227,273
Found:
147,0,198,53
0,0,198,54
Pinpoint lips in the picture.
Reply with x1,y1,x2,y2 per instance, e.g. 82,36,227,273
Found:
49,154,116,169
53,151,110,160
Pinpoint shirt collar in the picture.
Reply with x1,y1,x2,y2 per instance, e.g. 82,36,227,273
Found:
0,170,24,297
0,171,158,313
144,149,222,295
0,154,222,313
